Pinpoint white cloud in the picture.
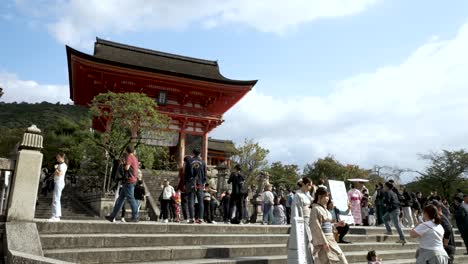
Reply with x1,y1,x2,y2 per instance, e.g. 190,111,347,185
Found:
212,21,468,181
0,72,71,104
15,0,379,48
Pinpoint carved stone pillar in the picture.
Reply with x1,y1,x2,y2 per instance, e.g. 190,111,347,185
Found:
7,125,43,221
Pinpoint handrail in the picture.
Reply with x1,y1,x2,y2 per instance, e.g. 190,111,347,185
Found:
142,180,160,221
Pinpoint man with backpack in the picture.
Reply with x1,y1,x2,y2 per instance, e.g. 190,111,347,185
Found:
184,149,207,224
106,145,140,223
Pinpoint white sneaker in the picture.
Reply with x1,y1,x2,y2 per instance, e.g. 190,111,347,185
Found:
121,218,126,223
211,221,217,224
163,219,169,223
48,217,60,222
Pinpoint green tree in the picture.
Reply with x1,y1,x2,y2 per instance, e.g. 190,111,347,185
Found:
268,161,300,190
231,138,269,184
413,150,468,199
304,155,370,184
89,92,170,193
89,92,170,160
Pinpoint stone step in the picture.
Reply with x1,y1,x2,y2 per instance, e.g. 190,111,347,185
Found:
349,226,460,235
345,249,468,263
352,254,468,264
40,233,289,249
36,220,290,235
43,244,286,263
117,255,287,264
345,234,466,247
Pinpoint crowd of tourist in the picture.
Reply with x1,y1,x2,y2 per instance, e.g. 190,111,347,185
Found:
42,146,468,264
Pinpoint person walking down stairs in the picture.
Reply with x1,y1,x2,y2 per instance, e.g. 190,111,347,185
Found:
382,181,407,244
105,145,140,223
311,187,348,264
48,153,67,222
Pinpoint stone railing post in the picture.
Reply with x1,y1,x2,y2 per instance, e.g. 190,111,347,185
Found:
7,125,44,221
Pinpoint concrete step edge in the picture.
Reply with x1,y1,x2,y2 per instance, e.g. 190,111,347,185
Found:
43,244,287,254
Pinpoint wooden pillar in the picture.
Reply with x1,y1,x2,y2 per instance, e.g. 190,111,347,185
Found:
178,132,186,168
202,133,208,164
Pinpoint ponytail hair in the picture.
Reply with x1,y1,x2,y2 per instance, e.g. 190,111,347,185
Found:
297,177,312,188
424,204,441,225
57,153,67,164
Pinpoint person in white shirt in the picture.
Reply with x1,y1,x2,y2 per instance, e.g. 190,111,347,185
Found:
49,153,67,222
160,179,175,223
410,204,449,264
262,185,274,225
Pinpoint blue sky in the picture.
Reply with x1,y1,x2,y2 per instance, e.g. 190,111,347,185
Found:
1,0,468,181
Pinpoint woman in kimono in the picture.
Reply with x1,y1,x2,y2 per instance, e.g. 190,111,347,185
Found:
311,187,348,264
347,183,363,225
287,177,314,264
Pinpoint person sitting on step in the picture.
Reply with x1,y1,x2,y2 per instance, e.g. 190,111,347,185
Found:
327,199,352,244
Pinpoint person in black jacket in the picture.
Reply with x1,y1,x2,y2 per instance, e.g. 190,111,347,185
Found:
454,197,468,255
432,200,455,263
401,186,414,228
227,164,245,224
382,182,407,244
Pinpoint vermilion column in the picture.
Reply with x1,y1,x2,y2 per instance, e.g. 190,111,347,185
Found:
202,133,208,164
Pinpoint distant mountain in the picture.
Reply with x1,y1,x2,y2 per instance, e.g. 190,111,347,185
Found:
0,102,89,131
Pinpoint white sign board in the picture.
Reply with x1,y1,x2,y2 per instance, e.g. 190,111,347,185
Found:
328,180,354,224
287,217,307,264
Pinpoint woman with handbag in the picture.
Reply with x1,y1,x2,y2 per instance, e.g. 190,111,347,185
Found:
410,204,449,264
287,177,314,263
311,187,348,264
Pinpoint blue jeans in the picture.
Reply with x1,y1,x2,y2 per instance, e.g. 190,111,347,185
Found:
52,181,65,218
188,188,204,220
384,208,405,240
110,183,139,220
263,204,273,224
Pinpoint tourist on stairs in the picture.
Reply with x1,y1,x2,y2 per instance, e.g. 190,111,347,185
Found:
48,153,67,222
410,204,449,264
453,196,468,256
184,149,207,224
382,181,406,244
221,190,231,223
261,184,274,225
287,177,314,264
227,164,245,224
431,201,455,264
327,199,351,244
347,183,363,225
105,145,140,223
160,179,175,223
311,187,348,264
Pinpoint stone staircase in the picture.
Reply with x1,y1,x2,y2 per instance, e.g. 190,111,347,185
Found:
35,220,468,263
35,188,99,220
142,170,180,202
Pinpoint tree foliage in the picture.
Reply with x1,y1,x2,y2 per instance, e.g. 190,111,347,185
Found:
304,155,370,184
89,92,170,160
268,161,300,190
411,150,468,199
231,138,269,184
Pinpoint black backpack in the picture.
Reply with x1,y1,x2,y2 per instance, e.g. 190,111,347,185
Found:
190,158,204,180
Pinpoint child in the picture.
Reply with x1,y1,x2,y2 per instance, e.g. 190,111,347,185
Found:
273,197,286,225
368,203,375,226
173,190,181,222
367,250,382,264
